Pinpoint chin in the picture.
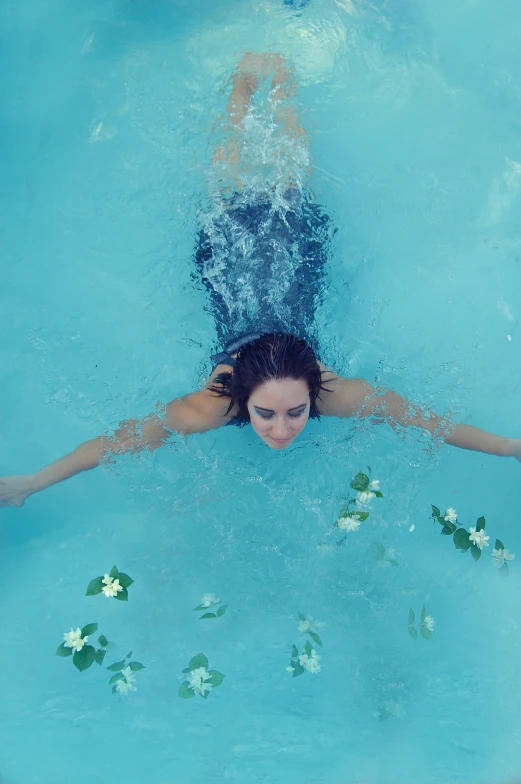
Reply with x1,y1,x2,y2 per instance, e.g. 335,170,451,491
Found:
264,436,296,450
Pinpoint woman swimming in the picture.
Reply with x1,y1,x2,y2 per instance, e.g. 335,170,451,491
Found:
1,52,520,509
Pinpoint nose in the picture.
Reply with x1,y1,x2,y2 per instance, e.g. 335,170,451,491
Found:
271,416,291,438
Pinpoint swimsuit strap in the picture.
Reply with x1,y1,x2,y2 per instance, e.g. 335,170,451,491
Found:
211,332,263,367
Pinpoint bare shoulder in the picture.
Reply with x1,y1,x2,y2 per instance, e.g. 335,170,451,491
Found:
317,363,374,417
164,362,238,435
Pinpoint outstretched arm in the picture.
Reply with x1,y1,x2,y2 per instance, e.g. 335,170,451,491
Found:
0,388,232,508
318,374,521,459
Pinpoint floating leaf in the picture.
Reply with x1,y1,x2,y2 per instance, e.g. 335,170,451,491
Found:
420,626,433,641
178,682,195,699
351,510,369,522
109,672,125,685
98,635,108,648
291,645,299,659
73,645,96,672
453,528,471,551
408,609,415,625
107,660,125,672
369,542,386,560
56,643,73,657
182,667,190,673
298,612,306,621
86,577,103,596
309,631,323,647
193,604,209,611
110,565,119,579
292,663,305,677
111,685,117,694
476,516,486,532
389,559,399,567
126,651,133,660
303,641,313,656
351,473,369,492
128,662,144,672
495,538,505,550
421,606,427,622
208,670,225,688
117,572,134,588
471,544,482,562
81,623,98,638
408,627,418,640
217,605,228,617
431,505,441,518
200,613,217,619
94,649,106,666
114,587,129,602
441,526,453,536
189,653,209,671
373,491,384,498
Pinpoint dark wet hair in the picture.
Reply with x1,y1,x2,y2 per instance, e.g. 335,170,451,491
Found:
209,332,330,421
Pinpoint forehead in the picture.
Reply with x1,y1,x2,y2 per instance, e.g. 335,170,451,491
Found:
249,378,309,409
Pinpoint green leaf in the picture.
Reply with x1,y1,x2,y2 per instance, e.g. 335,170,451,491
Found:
114,587,129,602
94,649,106,666
373,491,383,498
98,635,108,647
408,627,418,640
495,539,505,550
309,631,323,647
202,691,210,700
188,653,209,671
471,544,482,562
389,559,399,567
178,681,195,699
182,667,190,673
420,626,433,641
441,526,453,536
200,612,217,619
109,672,125,685
350,510,369,522
193,605,208,611
128,661,144,672
350,472,369,492
476,516,486,532
110,565,119,578
303,641,312,656
216,605,228,617
291,645,299,658
292,663,305,677
208,670,225,687
421,606,427,622
86,577,103,596
431,505,441,517
56,643,73,657
73,645,96,672
408,609,415,625
126,651,133,660
453,528,471,551
116,572,134,588
112,685,117,694
298,612,306,621
81,623,98,638
107,660,125,672
369,542,385,560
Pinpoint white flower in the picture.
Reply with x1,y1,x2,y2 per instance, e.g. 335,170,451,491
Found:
423,615,435,632
444,508,458,524
201,593,220,608
409,524,415,533
469,528,490,550
297,616,325,634
286,666,295,672
492,548,515,568
116,678,136,695
63,628,86,652
299,649,321,674
369,479,380,491
121,666,136,685
101,574,123,598
337,515,361,532
188,667,213,695
357,491,375,505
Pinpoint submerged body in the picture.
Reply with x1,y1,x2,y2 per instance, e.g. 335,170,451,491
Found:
0,52,520,508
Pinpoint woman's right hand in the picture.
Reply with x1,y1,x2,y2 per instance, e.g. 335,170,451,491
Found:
0,475,37,508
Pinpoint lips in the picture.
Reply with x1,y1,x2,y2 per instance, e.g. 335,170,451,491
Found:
271,436,291,444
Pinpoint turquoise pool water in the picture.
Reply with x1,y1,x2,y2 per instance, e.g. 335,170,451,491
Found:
2,1,521,782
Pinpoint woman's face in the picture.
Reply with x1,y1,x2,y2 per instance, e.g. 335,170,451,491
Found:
247,378,311,450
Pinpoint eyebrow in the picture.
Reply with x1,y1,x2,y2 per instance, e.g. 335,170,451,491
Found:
253,403,308,414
